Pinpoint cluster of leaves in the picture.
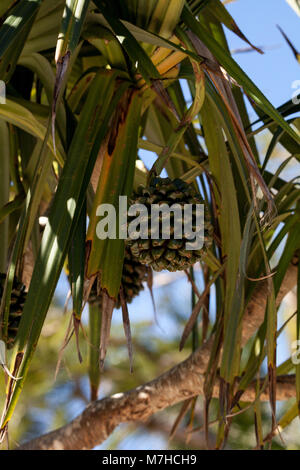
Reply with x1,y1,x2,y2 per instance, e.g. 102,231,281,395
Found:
0,0,299,449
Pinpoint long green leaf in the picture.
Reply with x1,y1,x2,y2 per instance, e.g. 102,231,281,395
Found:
0,71,118,430
0,121,10,273
87,90,142,298
0,0,42,76
88,302,101,401
207,0,262,53
93,0,161,83
55,0,90,61
19,53,67,146
0,99,64,165
182,5,300,147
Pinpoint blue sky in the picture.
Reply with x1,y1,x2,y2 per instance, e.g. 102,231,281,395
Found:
226,0,300,108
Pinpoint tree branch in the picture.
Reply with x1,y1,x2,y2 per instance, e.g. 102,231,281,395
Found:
18,368,296,450
19,264,297,450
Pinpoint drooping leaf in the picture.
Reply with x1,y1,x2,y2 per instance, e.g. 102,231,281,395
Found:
88,301,101,401
86,89,142,298
0,0,42,81
182,5,300,147
0,71,119,430
93,0,161,83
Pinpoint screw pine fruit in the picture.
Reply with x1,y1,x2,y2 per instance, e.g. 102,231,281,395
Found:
0,273,27,349
127,177,213,272
88,247,149,308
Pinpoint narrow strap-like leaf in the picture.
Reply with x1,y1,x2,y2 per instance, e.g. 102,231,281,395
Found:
181,5,300,147
93,0,161,83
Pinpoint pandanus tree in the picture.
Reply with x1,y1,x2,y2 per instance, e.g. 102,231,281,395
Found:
0,0,300,450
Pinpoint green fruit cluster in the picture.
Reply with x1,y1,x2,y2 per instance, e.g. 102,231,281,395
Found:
0,273,27,349
88,247,148,308
127,177,213,272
